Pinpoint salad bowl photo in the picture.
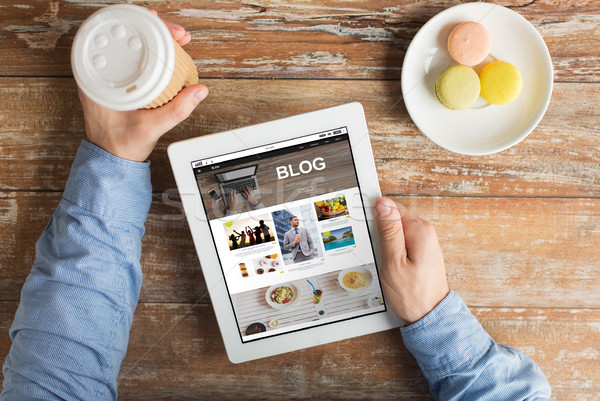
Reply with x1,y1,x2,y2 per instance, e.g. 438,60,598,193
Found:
265,283,300,309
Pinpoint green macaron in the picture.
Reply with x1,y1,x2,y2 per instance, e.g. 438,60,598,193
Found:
434,65,481,110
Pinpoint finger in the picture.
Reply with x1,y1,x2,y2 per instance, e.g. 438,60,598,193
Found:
148,9,158,16
178,31,192,46
165,21,186,42
375,197,407,259
401,213,436,263
150,84,209,137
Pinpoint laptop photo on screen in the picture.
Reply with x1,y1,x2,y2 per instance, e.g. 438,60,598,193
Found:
215,165,261,208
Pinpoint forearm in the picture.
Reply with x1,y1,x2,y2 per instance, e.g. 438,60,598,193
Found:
401,291,551,401
1,140,152,401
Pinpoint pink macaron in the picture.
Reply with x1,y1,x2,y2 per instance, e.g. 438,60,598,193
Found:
447,21,491,66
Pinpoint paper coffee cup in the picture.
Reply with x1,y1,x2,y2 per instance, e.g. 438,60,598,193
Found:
71,4,198,111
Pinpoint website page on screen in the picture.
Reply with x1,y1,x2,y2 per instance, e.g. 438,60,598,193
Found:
192,127,386,342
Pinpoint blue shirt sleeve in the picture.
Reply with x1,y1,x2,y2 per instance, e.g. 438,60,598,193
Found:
1,140,152,401
401,290,551,401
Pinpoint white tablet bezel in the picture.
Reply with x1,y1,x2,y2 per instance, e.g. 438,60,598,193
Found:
168,102,402,363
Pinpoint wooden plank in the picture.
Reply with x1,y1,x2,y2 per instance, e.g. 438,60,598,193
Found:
0,0,598,81
2,193,600,308
413,197,600,309
1,302,598,399
1,78,599,196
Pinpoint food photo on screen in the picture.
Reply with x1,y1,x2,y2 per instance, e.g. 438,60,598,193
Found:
230,263,385,341
314,195,349,221
252,254,283,275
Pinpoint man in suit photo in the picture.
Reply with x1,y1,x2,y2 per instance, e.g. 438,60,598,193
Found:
283,216,315,263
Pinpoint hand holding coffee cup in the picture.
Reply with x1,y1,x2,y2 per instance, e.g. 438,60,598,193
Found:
294,234,301,244
73,6,208,161
72,5,200,110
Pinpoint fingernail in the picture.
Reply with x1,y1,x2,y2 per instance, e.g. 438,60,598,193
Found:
192,87,208,105
375,198,394,217
169,22,184,31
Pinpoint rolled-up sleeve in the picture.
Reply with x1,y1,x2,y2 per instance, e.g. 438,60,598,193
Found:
1,140,152,401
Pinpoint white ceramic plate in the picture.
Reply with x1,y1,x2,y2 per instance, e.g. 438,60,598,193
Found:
265,283,300,309
338,267,373,292
401,3,553,155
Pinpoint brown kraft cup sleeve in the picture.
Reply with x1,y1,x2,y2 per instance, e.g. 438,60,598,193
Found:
144,40,199,109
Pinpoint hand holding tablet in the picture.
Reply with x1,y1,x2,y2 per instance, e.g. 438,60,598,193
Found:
169,102,450,362
375,198,449,325
169,103,402,362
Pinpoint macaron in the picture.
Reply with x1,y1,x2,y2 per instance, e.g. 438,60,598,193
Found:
434,65,481,110
479,61,522,105
447,22,491,66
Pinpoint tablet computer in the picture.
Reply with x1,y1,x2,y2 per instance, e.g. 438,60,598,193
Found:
168,102,402,363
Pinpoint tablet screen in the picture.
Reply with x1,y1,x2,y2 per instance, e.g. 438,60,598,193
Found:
192,127,386,342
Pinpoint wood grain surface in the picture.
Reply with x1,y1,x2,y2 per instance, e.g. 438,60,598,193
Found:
1,0,599,399
2,193,599,309
1,79,599,196
2,302,598,400
0,0,599,81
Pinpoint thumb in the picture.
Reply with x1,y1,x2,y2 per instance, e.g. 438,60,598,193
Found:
375,197,407,257
152,83,209,135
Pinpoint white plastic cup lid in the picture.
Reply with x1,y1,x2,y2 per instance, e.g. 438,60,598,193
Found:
71,5,175,111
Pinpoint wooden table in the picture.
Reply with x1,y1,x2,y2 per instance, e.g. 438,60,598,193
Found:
1,1,599,399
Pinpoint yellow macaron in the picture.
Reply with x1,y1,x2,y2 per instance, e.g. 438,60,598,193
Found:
434,65,481,110
479,61,522,105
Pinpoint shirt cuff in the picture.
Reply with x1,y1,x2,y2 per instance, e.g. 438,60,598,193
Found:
400,290,493,383
63,140,152,223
